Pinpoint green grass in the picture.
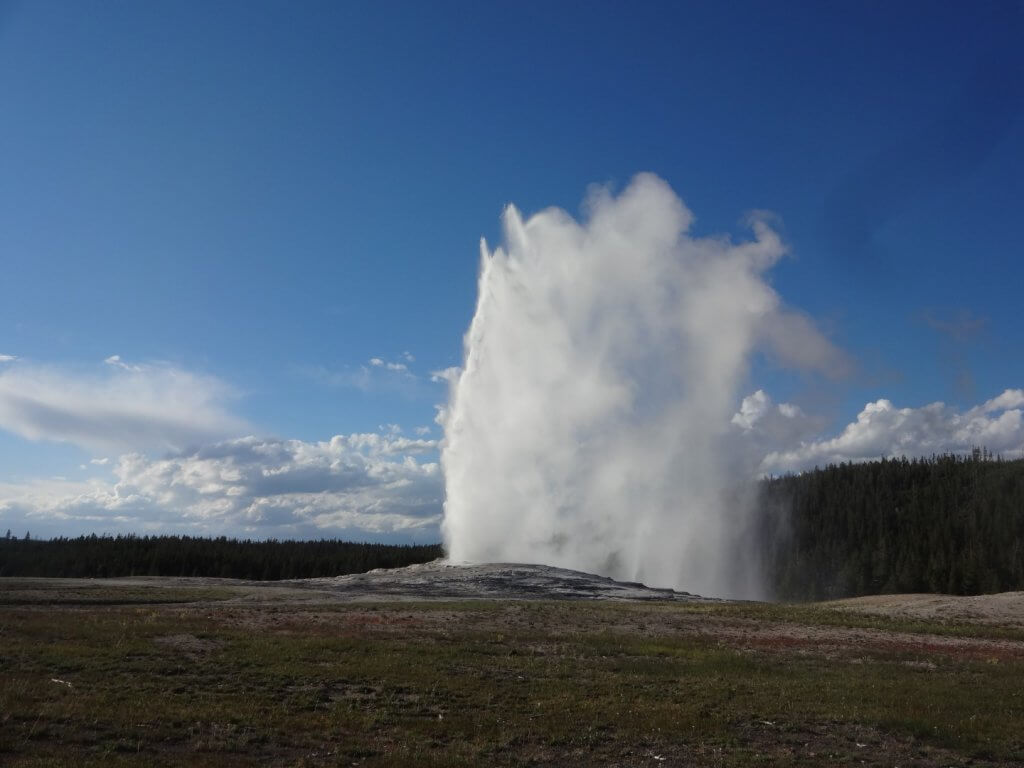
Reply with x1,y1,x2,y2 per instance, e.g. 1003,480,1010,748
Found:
0,580,241,605
1,583,1022,766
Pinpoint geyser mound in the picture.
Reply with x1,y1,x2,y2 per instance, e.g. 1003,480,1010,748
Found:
439,173,839,599
306,561,719,602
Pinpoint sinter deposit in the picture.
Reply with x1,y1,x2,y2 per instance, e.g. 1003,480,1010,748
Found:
302,561,720,602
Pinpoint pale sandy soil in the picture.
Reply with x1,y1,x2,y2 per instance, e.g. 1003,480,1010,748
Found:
824,592,1024,627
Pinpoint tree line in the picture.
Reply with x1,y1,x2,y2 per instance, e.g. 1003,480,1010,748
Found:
2,452,1021,598
757,451,1024,600
0,534,443,580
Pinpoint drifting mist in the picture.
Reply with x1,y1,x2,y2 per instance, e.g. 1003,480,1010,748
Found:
439,174,841,598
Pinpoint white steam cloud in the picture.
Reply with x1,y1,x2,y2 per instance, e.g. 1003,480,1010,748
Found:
439,173,844,598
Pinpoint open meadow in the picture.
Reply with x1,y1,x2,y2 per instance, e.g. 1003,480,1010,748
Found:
2,577,1023,767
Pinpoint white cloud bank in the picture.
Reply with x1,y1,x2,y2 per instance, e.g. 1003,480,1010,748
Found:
0,433,442,539
0,358,247,454
0,356,444,541
751,388,1024,474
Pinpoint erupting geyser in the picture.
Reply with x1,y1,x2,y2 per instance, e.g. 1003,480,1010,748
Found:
439,174,837,598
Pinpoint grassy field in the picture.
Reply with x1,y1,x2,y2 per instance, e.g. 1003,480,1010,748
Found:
2,579,1023,766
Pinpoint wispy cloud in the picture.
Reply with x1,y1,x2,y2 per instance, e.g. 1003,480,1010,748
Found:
921,308,987,342
919,308,988,400
103,354,142,372
371,355,414,375
0,355,17,363
0,357,248,454
759,309,852,379
368,355,413,373
300,354,432,395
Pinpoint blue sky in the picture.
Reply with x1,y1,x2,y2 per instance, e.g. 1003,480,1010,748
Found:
1,1,1021,540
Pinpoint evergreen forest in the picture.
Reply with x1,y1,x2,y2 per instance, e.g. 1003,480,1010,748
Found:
0,534,442,580
759,452,1024,600
1,452,1022,600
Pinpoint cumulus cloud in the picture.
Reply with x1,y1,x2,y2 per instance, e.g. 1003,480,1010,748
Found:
981,390,1024,412
729,391,815,444
732,390,811,432
726,390,821,473
0,356,444,540
0,476,142,536
0,358,248,454
732,390,774,430
0,433,442,539
760,388,1024,473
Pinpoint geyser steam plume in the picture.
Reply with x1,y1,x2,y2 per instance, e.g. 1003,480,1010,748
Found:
440,174,841,599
